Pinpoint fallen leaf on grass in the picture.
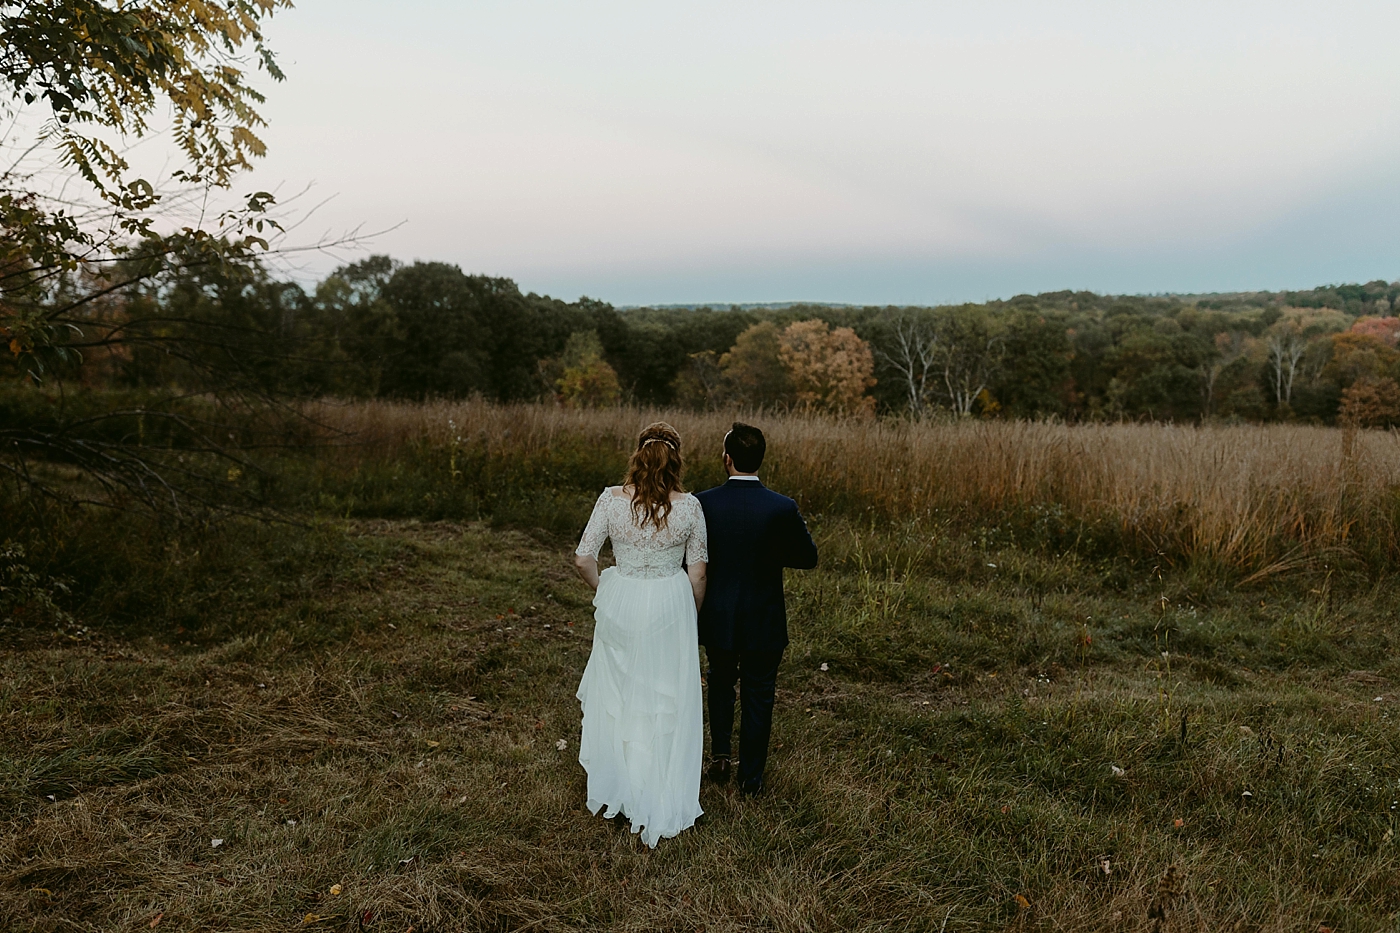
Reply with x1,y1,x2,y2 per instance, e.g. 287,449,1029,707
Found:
211,838,224,848
426,740,440,748
1173,818,1184,828
819,663,829,672
1014,894,1031,909
329,884,342,896
556,739,568,750
149,913,163,928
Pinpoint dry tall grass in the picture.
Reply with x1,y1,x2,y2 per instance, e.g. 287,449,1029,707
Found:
308,399,1400,574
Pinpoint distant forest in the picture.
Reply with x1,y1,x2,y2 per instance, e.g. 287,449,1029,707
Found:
73,255,1400,424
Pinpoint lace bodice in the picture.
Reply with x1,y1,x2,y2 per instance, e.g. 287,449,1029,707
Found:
576,489,708,579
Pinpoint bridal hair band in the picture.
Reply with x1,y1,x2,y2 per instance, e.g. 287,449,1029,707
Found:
642,436,678,450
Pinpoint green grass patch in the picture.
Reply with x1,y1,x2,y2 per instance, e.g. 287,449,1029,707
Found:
2,518,1398,931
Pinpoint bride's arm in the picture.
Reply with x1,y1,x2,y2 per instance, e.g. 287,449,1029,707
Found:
574,490,610,592
574,553,601,592
687,560,707,612
685,497,709,611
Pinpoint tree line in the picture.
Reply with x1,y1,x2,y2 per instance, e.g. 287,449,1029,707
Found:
29,254,1400,425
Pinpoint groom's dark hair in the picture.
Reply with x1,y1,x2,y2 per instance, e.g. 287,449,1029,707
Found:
725,422,766,473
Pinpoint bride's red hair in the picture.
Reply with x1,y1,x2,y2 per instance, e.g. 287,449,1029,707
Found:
625,422,685,530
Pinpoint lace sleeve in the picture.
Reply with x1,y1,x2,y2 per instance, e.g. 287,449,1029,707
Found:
684,495,709,564
576,490,611,558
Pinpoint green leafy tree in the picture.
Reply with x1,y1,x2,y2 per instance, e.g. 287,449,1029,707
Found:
311,255,400,397
2,0,291,382
992,310,1074,418
553,331,620,409
931,305,1004,417
718,321,792,409
0,0,295,513
671,350,727,410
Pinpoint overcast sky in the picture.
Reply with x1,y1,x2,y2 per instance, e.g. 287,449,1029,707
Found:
246,1,1400,305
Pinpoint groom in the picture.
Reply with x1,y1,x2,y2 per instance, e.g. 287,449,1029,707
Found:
696,422,818,796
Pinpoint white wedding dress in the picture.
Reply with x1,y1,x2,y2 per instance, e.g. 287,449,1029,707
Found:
574,488,707,847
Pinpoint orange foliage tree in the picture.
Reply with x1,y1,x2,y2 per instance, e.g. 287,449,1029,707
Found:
1322,332,1400,388
1348,316,1400,347
1339,377,1400,427
778,319,876,415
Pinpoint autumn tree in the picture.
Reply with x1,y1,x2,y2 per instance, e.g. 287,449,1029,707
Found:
778,318,876,416
1339,376,1400,427
1348,316,1400,346
1322,331,1400,388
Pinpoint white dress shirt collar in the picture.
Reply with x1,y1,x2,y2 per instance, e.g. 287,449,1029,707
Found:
728,474,762,481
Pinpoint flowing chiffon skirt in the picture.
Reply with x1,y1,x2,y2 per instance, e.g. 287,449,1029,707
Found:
576,567,704,847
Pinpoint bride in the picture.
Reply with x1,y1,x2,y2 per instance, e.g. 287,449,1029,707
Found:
572,422,708,847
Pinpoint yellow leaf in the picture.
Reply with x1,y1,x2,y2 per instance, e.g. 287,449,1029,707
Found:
302,914,321,925
1014,895,1031,909
149,913,164,928
329,884,342,896
426,740,440,748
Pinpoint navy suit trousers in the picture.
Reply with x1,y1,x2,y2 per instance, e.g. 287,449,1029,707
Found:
706,647,784,793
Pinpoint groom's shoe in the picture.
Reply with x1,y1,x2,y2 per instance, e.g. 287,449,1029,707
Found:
706,756,732,785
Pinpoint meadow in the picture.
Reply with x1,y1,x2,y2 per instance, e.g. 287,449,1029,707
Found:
3,401,1400,931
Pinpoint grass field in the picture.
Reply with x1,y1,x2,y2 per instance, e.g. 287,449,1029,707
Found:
302,399,1400,575
3,403,1400,931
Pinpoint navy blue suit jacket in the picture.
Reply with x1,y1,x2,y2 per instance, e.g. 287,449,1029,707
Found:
696,478,818,653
